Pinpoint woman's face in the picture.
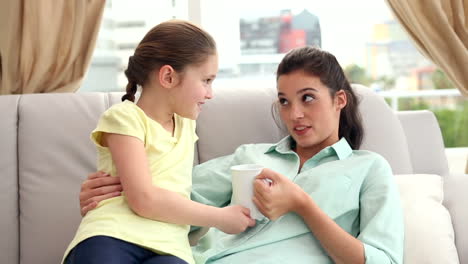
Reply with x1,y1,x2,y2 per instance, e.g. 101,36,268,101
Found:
277,70,346,156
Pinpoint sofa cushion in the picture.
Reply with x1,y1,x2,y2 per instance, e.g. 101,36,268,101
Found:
395,174,459,263
443,173,468,264
0,95,19,264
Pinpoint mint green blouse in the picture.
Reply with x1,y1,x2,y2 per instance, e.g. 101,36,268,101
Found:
191,137,404,264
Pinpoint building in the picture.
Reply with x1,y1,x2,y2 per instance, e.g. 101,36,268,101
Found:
284,9,321,51
365,20,433,90
240,9,321,55
239,9,321,76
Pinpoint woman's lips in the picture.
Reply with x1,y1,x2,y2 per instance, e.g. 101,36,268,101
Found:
293,125,311,136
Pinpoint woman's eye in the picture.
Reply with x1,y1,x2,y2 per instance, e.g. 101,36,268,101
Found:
204,79,212,84
303,94,314,102
279,98,288,105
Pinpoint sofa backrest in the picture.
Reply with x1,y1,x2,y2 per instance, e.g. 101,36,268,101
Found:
0,95,20,264
0,85,450,264
196,85,285,163
196,84,417,174
397,110,449,176
16,93,118,263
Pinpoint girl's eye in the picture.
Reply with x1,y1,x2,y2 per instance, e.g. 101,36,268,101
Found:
204,79,212,84
303,94,314,102
279,98,288,105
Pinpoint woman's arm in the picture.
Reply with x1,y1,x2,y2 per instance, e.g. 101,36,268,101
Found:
356,157,404,263
254,168,364,264
79,171,122,216
102,133,255,234
254,163,403,264
293,192,365,264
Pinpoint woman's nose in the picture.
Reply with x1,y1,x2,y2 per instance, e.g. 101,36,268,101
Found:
290,104,304,119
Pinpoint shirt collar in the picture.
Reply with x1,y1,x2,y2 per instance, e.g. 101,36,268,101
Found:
265,136,295,154
265,136,353,160
331,137,353,160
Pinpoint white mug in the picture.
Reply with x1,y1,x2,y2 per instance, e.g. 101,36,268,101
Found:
231,164,265,220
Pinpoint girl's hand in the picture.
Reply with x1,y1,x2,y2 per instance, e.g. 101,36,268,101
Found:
253,168,306,220
79,171,123,216
215,205,256,234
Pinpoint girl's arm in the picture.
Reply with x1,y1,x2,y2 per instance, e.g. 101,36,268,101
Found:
105,133,255,234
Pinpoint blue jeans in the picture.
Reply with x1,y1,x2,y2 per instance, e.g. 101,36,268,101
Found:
65,236,188,264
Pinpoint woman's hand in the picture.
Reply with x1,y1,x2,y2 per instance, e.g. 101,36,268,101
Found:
215,205,256,234
80,171,123,216
253,168,307,220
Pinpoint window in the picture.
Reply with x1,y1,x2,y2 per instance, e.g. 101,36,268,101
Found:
80,0,467,173
80,0,188,92
198,0,467,172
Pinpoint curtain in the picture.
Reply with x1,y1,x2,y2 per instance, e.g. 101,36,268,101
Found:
0,0,106,94
385,0,468,97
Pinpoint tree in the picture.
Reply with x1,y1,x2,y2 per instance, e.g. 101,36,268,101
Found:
344,64,371,86
375,76,395,90
395,98,467,148
398,98,429,111
432,69,454,89
433,101,468,147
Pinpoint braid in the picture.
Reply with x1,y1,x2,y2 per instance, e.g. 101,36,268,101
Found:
122,56,138,102
122,81,137,102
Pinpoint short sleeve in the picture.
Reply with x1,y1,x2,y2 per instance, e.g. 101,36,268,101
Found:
91,102,146,148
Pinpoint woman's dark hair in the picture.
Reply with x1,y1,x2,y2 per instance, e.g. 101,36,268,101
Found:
274,46,364,149
122,20,217,102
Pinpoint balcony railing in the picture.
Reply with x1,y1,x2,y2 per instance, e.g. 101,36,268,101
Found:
377,88,462,110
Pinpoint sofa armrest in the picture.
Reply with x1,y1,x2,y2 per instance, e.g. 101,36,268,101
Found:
443,173,468,264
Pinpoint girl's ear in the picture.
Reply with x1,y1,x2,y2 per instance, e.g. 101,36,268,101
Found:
158,65,179,89
334,90,347,110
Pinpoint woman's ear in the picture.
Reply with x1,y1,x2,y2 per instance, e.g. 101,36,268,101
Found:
335,90,347,110
158,65,178,89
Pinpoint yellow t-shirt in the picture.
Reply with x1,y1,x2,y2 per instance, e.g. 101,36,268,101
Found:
63,100,198,264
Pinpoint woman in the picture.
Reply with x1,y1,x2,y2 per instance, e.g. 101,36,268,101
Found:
79,46,404,264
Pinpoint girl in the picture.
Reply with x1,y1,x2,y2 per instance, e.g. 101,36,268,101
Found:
63,20,255,264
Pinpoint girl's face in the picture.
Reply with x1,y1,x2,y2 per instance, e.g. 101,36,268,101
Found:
173,54,218,119
277,70,346,156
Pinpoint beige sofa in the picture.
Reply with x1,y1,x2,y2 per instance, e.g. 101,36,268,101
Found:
0,84,467,263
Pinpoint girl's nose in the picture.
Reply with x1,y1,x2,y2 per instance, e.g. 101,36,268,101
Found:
205,86,213,99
